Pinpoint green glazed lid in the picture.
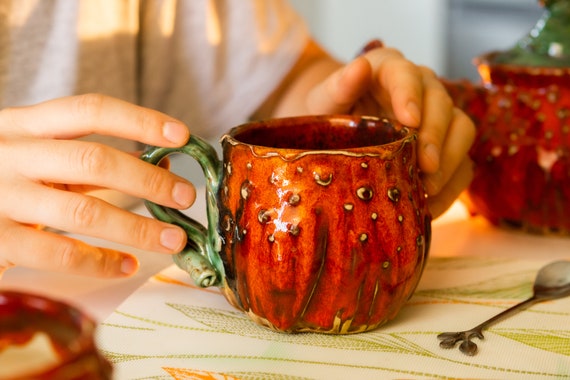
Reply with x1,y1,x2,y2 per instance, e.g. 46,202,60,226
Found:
493,0,570,66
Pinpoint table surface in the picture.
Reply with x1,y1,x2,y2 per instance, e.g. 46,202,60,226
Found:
2,193,570,379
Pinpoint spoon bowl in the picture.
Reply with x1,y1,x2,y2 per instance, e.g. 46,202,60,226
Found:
533,260,570,299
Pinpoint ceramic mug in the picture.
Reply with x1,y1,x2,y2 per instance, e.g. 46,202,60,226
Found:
0,291,112,379
142,115,431,334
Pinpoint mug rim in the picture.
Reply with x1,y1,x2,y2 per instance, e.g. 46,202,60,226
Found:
221,114,415,153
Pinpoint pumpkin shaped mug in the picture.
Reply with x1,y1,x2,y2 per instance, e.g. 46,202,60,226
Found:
142,115,431,334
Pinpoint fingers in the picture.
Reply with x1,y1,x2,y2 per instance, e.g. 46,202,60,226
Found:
306,47,425,127
366,47,423,126
0,221,140,278
427,157,474,218
422,107,476,196
306,43,476,221
0,94,194,278
416,67,456,174
5,138,195,210
306,56,373,115
0,93,190,147
0,181,188,255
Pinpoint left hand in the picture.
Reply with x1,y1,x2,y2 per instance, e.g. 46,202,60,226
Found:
304,42,476,218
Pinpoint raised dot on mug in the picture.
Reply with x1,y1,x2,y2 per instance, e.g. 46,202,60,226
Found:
417,234,424,247
388,188,401,203
289,224,300,236
288,194,301,205
359,233,368,242
344,203,354,211
314,172,333,186
247,162,253,170
371,212,378,220
398,215,404,223
382,261,390,269
258,210,271,224
361,162,369,169
269,173,278,184
268,234,275,243
356,186,374,201
241,182,250,200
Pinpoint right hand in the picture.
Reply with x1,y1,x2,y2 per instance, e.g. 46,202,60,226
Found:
0,94,195,278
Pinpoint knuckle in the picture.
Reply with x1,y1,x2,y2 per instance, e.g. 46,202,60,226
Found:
142,166,171,197
378,47,405,59
442,93,455,110
129,217,156,249
70,93,107,119
54,239,120,277
133,108,163,136
455,106,474,125
455,108,477,138
53,239,78,271
67,195,100,229
97,248,121,276
419,65,437,79
383,56,414,73
432,86,454,109
76,142,112,177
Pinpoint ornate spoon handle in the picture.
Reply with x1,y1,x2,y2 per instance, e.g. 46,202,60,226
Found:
437,296,540,356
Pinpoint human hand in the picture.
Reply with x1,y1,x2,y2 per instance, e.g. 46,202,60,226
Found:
304,41,476,218
0,94,195,278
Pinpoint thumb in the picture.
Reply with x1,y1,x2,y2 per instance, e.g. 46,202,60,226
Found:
306,56,372,115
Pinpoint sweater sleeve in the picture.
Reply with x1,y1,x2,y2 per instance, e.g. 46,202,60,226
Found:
138,0,310,140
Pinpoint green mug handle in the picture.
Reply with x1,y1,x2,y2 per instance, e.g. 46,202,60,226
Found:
140,136,224,288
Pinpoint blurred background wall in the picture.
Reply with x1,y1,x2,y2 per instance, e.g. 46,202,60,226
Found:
288,0,543,81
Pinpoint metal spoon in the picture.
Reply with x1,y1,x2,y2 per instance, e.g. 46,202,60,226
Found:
437,260,570,356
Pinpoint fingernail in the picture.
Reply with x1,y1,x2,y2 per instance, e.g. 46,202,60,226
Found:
406,101,421,125
160,227,185,251
172,182,195,208
121,256,139,275
162,121,189,144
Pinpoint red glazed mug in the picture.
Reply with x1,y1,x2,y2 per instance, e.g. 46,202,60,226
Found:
0,291,112,379
142,115,431,334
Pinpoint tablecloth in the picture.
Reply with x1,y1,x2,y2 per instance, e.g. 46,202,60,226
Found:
97,253,570,379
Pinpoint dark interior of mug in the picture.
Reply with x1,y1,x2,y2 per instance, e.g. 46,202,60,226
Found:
231,115,410,150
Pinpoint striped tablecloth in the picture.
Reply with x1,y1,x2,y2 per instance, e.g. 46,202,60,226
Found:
97,243,570,379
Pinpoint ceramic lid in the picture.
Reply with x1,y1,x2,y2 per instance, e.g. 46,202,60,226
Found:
491,0,570,67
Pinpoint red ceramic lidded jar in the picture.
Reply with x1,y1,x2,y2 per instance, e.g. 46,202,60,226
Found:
444,0,570,234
